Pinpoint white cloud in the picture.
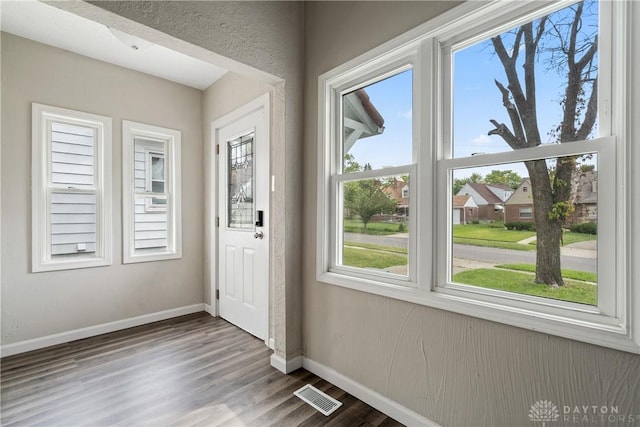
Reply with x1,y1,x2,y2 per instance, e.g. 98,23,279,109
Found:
471,134,493,145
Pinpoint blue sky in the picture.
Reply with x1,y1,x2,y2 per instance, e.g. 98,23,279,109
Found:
345,0,598,180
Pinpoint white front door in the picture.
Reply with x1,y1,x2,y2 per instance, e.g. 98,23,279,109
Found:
216,99,269,341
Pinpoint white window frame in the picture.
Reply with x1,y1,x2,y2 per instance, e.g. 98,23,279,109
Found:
122,120,182,263
318,44,425,289
317,0,640,354
32,103,112,272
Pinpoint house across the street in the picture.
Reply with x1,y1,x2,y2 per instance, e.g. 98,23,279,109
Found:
456,182,513,222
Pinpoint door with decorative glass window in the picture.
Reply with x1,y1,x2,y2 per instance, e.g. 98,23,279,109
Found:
216,99,269,341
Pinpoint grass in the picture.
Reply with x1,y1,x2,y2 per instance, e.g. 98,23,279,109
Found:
562,231,597,245
453,237,535,251
454,223,597,251
344,220,407,236
496,263,596,282
526,231,597,246
344,241,407,255
343,246,407,269
453,269,596,305
453,224,535,242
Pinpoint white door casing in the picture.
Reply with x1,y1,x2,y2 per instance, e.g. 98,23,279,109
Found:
215,95,270,342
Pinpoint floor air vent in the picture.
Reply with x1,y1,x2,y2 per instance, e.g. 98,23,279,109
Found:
293,384,343,416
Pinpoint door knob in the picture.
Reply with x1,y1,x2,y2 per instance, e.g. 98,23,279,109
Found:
254,230,264,239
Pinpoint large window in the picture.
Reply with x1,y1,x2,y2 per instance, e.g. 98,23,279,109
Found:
318,0,639,353
32,103,112,272
122,121,182,263
319,47,422,289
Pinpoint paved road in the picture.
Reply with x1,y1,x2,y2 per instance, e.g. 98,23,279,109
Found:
344,232,596,273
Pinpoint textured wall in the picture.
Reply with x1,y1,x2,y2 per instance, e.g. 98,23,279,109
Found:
86,1,305,359
1,33,204,343
302,2,640,426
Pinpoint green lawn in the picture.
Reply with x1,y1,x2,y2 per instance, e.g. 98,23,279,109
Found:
343,246,407,269
453,237,535,251
344,220,407,236
453,224,535,242
496,263,597,282
453,223,596,251
453,269,596,305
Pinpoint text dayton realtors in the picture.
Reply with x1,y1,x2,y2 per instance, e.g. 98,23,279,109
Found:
562,405,638,424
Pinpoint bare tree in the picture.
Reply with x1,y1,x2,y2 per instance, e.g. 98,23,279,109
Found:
488,1,598,286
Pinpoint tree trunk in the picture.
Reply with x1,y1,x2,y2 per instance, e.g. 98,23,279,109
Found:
526,159,564,286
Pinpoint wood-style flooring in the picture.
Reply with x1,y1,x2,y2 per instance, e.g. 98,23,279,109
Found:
1,312,403,426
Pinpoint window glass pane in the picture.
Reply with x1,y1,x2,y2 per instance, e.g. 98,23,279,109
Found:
51,122,95,188
451,155,597,305
342,69,413,172
452,0,599,158
151,181,165,194
134,195,168,252
340,176,409,275
228,133,254,229
151,156,164,180
50,192,96,257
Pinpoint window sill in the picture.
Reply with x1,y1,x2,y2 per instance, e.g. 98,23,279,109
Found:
33,257,112,273
123,250,182,264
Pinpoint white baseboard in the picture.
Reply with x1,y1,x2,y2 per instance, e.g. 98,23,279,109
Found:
270,353,303,374
204,303,215,316
302,357,439,427
268,338,275,350
0,303,205,358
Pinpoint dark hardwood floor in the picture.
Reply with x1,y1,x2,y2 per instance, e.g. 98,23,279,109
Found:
1,312,403,426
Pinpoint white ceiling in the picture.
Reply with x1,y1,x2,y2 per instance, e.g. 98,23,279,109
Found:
1,0,227,90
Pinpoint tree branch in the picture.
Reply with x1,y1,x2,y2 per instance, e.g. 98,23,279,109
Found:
494,80,526,145
576,77,598,141
576,35,598,70
567,1,584,67
489,119,521,150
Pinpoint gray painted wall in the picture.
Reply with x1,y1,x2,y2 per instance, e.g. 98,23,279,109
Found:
1,33,204,343
302,2,640,426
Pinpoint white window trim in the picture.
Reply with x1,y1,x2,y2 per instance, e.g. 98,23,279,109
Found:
122,120,182,263
317,0,640,354
32,103,112,272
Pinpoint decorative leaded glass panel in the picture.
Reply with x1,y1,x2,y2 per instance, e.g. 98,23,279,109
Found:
228,133,255,229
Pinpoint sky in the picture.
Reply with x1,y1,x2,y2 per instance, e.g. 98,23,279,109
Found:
345,0,598,180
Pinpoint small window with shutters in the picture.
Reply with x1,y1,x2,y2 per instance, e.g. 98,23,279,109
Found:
32,103,112,272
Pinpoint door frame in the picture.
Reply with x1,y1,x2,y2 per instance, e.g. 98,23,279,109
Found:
208,93,271,347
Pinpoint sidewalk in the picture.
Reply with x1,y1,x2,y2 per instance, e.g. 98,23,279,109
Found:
517,236,597,259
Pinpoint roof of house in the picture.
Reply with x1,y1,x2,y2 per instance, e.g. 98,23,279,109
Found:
355,89,385,128
505,178,533,205
487,183,513,191
381,179,409,207
453,194,474,208
464,183,505,205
